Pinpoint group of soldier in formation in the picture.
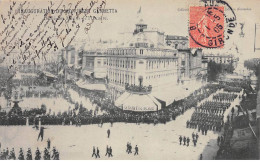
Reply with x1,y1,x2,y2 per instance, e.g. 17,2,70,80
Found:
0,145,59,160
179,132,199,147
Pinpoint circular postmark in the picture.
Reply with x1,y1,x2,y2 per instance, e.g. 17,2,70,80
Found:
189,6,225,48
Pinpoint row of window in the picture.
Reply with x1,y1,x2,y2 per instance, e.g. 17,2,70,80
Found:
107,69,176,86
208,58,232,64
145,72,175,80
107,59,136,69
146,59,178,70
108,71,136,86
107,48,176,56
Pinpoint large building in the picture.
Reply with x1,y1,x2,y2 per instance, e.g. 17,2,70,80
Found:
203,54,238,64
106,16,179,102
80,9,207,111
82,50,107,79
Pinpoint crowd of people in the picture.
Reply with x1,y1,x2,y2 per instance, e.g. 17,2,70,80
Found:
17,77,49,87
213,93,237,102
223,86,242,93
23,90,62,98
220,81,251,91
186,100,232,133
0,145,59,160
125,84,152,93
196,101,230,114
0,83,224,126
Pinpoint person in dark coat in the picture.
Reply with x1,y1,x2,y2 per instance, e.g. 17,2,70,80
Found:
92,146,96,158
179,136,182,145
96,147,100,158
35,148,41,160
105,145,109,156
9,148,16,160
134,145,138,155
128,143,132,154
192,132,195,140
47,138,51,149
183,136,186,145
126,142,129,153
187,137,190,146
196,133,199,141
43,148,50,160
37,126,47,141
193,139,197,147
108,146,113,157
107,129,110,138
26,148,32,160
18,148,24,160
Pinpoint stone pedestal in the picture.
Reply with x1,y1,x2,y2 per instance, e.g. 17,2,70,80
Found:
26,117,29,126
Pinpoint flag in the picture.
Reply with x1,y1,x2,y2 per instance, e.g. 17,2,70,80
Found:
137,6,141,14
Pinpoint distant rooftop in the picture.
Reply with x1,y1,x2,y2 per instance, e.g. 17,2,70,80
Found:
165,35,188,40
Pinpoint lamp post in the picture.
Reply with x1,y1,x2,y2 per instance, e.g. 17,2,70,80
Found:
138,76,143,88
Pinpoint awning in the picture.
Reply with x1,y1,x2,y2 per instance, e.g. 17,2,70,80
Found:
114,92,131,107
151,81,203,106
82,84,106,91
152,88,183,105
42,71,57,79
115,92,162,112
83,70,93,77
76,80,106,91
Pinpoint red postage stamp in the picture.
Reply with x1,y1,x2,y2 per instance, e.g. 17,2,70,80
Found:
189,6,225,48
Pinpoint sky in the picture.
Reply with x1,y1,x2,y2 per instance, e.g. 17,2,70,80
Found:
86,0,260,61
0,0,259,66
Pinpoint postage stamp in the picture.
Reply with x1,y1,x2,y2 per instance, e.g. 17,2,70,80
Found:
189,6,224,48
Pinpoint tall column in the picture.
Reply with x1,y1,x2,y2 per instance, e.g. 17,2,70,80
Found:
39,118,41,129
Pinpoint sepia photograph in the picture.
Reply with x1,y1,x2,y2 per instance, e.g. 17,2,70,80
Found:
0,0,259,160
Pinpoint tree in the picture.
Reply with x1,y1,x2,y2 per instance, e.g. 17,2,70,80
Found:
244,58,260,91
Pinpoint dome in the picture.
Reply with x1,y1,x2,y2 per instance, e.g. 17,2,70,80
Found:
127,32,154,48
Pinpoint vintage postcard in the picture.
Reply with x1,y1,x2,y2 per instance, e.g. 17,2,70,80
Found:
0,0,259,160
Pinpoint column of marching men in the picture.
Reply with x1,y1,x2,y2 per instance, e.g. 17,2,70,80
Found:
0,139,59,160
182,92,239,160
186,92,238,135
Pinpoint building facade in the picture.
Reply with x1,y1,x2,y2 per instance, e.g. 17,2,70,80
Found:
82,49,107,79
203,54,238,64
80,9,207,109
165,35,206,81
106,18,178,100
